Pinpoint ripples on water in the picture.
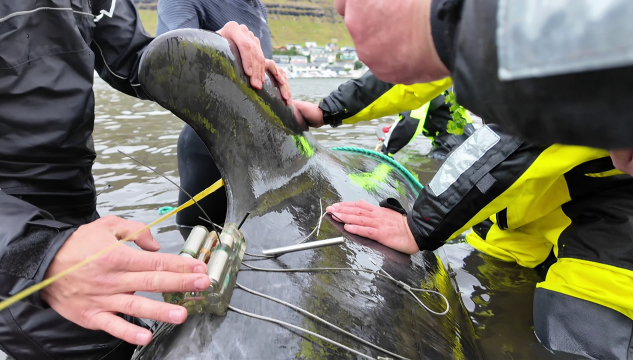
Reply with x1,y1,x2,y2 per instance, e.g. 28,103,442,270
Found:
0,78,573,360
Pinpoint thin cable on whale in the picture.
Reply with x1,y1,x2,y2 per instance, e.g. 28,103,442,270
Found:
118,154,450,359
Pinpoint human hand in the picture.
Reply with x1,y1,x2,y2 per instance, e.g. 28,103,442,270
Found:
609,149,633,176
265,59,292,105
40,216,211,346
326,200,420,254
217,21,267,90
293,100,324,128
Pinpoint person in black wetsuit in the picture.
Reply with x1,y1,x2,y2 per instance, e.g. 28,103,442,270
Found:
156,0,284,238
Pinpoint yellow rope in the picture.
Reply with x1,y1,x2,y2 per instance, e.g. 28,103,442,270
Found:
0,179,225,312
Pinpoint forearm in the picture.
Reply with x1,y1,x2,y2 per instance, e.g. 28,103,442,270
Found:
0,192,76,307
319,71,451,126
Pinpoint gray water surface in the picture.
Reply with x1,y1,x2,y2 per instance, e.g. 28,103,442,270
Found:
1,78,575,360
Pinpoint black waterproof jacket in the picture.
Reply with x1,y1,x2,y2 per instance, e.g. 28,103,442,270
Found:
0,0,152,308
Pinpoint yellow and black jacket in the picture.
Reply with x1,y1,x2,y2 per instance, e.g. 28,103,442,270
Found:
319,70,633,356
318,70,452,127
383,94,474,157
409,124,633,358
318,70,473,156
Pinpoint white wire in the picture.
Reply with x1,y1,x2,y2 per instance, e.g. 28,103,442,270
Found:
299,212,328,244
369,259,450,316
243,251,274,258
316,200,324,237
235,283,409,360
240,262,450,316
227,305,387,360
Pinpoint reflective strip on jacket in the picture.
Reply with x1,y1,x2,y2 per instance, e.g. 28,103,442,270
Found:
408,124,633,322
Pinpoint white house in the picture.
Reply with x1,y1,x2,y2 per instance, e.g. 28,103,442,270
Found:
311,57,330,66
340,50,358,62
312,55,334,64
330,62,355,70
304,41,317,49
273,55,290,64
326,43,339,52
290,63,325,77
310,47,336,63
290,56,308,64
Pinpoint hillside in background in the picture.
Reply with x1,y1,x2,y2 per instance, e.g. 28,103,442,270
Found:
133,0,354,47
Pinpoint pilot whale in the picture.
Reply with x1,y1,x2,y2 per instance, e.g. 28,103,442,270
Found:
132,29,483,360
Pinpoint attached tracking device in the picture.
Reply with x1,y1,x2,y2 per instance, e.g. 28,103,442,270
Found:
162,223,246,316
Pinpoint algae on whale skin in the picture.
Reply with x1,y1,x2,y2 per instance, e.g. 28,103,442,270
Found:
348,163,394,193
192,41,289,133
180,108,218,134
292,135,315,158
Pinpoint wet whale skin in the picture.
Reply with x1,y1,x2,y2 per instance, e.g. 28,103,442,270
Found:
134,29,483,360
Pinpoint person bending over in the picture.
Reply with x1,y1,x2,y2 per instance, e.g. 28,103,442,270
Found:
293,71,473,159
327,125,633,359
333,0,633,173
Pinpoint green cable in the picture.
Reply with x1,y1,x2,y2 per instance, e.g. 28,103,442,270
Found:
331,146,424,190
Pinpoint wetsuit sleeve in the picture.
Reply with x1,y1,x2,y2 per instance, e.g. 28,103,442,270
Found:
0,192,77,308
156,0,201,36
319,71,452,126
430,0,633,149
91,0,153,99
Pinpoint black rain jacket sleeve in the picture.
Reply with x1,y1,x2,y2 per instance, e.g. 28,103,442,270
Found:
91,0,153,99
430,0,633,149
319,70,452,125
0,192,77,308
407,123,619,252
407,124,536,251
0,0,153,308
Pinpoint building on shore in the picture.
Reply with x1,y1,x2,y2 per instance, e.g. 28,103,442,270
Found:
272,42,367,78
273,55,290,64
290,56,309,64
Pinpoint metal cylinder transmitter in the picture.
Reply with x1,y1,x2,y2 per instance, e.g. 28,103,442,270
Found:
163,225,209,304
179,225,209,258
182,222,246,316
197,231,218,263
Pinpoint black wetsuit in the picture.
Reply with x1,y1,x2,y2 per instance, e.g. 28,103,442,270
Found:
0,1,153,359
156,0,272,237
